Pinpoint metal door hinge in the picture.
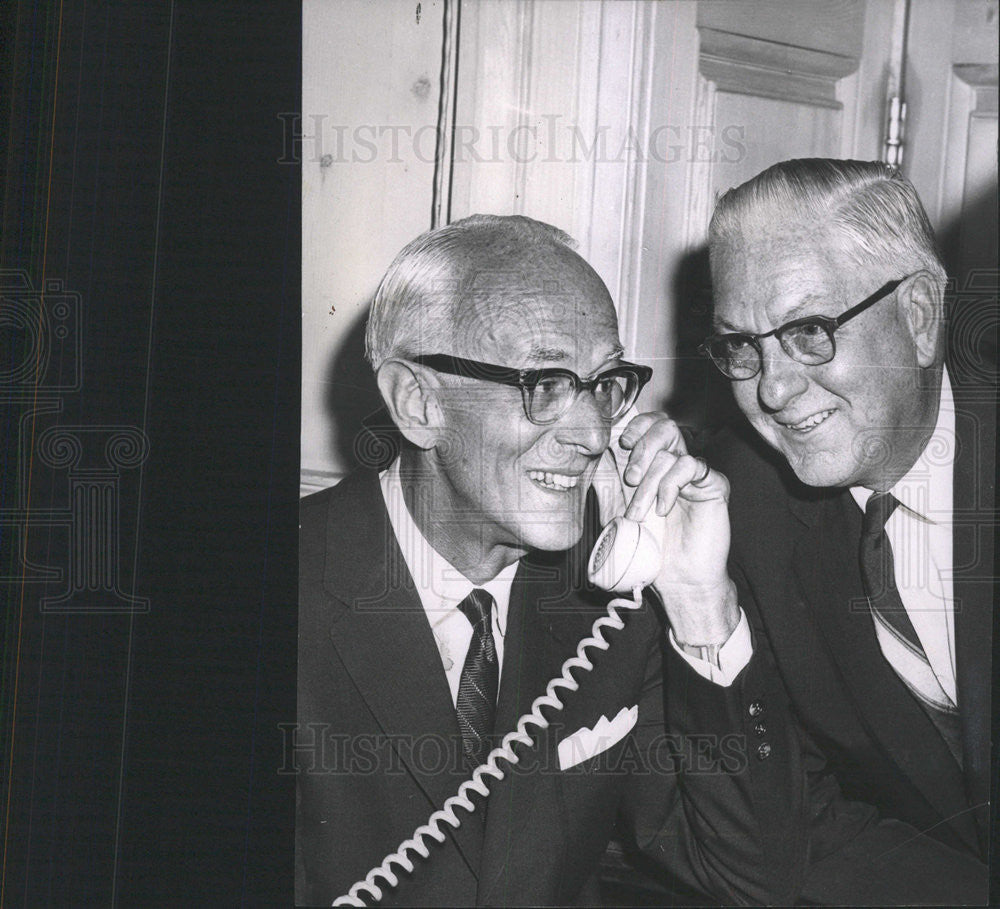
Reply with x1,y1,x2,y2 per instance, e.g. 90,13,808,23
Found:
884,95,907,167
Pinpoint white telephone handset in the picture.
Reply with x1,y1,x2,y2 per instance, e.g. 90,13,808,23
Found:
587,408,667,594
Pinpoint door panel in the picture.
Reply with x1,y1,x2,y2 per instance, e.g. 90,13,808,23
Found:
303,0,996,484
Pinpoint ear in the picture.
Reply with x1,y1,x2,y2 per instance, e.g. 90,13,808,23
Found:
899,271,944,367
376,359,443,451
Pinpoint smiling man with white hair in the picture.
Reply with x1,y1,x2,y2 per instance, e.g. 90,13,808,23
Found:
295,213,805,906
704,158,995,904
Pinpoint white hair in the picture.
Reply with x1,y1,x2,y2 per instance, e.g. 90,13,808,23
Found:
708,158,947,286
364,214,579,370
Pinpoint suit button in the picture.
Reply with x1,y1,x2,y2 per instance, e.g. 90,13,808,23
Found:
753,721,767,736
756,742,772,760
748,700,764,717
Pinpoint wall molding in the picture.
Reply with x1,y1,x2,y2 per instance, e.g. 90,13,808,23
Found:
698,27,859,110
616,1,655,352
685,72,718,249
941,60,999,235
953,63,999,114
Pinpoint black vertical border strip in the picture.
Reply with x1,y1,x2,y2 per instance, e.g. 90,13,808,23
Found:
117,1,301,904
1,0,301,904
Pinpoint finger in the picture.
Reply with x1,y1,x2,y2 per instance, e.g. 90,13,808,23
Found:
620,413,687,454
621,418,688,486
691,457,711,487
616,410,662,450
653,455,728,516
624,448,679,521
673,458,731,505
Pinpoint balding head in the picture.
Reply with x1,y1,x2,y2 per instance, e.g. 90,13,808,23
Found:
365,214,608,370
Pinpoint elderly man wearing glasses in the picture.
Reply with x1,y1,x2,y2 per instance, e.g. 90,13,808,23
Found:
702,158,994,905
295,214,805,906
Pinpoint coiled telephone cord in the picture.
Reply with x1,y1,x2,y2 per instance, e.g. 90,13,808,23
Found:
332,587,644,906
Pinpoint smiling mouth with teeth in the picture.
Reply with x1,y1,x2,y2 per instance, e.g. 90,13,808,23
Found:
782,409,835,432
528,470,581,491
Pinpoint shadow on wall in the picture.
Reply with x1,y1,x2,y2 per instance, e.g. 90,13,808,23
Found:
663,243,743,438
323,302,401,474
938,178,999,393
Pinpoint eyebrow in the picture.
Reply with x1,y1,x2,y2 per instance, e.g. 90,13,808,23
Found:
714,295,834,333
713,316,745,333
522,345,626,365
525,347,569,362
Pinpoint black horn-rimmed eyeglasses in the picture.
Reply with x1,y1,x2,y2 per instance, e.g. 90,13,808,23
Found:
699,276,912,380
410,354,652,425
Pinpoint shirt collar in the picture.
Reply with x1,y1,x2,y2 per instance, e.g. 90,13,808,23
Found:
378,459,516,628
850,367,955,524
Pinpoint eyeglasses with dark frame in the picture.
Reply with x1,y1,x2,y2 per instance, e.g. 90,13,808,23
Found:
699,276,911,381
411,354,653,426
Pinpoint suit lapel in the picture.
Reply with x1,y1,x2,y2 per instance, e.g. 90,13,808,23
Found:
790,492,978,850
480,547,605,904
320,472,482,874
951,393,995,852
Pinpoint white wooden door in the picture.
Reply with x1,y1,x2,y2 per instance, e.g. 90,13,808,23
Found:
302,0,997,490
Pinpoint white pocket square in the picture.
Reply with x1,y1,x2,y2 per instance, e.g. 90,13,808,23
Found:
558,705,638,770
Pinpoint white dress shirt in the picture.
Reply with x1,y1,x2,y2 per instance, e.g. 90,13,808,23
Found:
379,460,517,706
849,368,957,707
668,612,751,687
687,373,959,694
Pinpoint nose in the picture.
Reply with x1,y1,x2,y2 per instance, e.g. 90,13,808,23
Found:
552,387,611,455
755,340,809,412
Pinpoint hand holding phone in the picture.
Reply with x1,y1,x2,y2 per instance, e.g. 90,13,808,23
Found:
588,409,739,646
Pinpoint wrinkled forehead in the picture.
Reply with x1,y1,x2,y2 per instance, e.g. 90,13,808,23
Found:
711,221,858,328
450,244,620,365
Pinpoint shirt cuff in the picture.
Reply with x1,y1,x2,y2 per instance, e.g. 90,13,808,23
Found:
668,608,752,687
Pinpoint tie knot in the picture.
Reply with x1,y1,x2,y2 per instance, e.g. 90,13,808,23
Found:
458,588,494,631
862,492,900,537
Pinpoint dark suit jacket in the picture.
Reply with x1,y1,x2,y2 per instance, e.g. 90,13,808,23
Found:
296,469,804,906
706,383,995,905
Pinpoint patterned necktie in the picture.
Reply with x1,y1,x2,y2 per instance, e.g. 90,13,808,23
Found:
455,589,499,770
860,492,962,763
